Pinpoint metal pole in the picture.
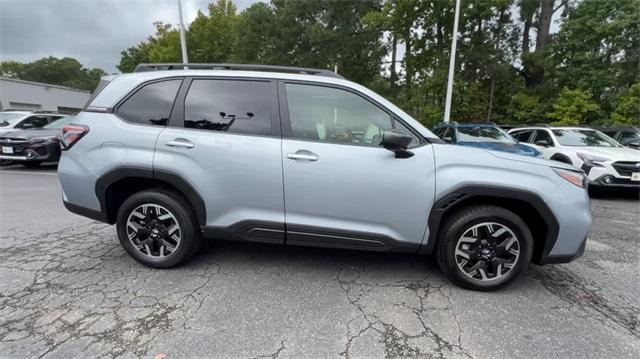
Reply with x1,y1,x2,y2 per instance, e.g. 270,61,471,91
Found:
178,0,189,69
443,0,461,123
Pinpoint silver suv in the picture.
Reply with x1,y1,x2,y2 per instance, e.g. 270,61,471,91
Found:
58,63,592,291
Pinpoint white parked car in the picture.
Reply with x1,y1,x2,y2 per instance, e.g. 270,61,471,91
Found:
509,126,640,188
0,111,67,135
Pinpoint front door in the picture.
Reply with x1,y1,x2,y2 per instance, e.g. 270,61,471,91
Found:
279,82,435,251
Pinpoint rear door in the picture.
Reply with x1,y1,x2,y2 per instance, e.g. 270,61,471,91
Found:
279,81,434,251
154,77,285,243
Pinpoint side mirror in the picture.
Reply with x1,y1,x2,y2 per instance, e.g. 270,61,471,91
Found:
442,136,453,143
535,139,551,147
382,130,414,158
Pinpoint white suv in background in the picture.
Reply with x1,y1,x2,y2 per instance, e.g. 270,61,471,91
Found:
509,126,640,188
0,111,66,135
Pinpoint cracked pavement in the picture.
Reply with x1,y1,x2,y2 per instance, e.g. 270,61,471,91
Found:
1,165,639,358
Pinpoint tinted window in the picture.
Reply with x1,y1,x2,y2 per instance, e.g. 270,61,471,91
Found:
511,130,533,143
184,80,271,135
18,116,48,129
441,127,455,142
619,131,639,143
285,83,393,146
118,80,181,126
532,130,553,146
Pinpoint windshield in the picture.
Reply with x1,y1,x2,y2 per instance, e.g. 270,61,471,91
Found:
552,129,622,147
456,126,515,144
43,117,74,129
0,113,26,127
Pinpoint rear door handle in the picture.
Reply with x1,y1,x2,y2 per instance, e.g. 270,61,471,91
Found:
166,138,194,149
286,150,319,161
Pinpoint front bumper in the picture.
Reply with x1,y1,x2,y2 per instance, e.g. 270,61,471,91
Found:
582,163,640,188
538,235,587,264
0,142,61,162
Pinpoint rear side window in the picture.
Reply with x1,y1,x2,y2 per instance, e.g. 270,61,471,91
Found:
117,80,182,126
184,79,271,136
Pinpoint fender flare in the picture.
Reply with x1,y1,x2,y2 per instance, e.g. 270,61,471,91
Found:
95,167,207,226
420,185,560,259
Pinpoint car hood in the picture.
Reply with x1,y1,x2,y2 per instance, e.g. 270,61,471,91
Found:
488,149,576,171
457,141,540,157
0,129,60,140
569,146,640,162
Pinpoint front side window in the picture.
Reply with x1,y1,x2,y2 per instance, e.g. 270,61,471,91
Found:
441,127,455,142
619,131,640,143
456,126,515,144
532,130,553,146
511,130,533,143
184,80,271,135
285,83,393,146
117,80,182,126
552,129,622,147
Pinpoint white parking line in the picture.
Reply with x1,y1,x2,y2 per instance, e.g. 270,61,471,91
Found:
0,170,58,176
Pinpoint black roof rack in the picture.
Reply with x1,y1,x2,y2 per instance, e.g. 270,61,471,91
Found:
133,63,344,79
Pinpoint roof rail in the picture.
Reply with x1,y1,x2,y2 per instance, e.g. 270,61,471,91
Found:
513,123,550,128
133,63,344,79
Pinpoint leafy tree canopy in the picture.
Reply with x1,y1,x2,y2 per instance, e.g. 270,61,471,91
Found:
0,57,106,91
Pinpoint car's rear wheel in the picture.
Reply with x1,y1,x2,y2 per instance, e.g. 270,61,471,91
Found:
436,205,533,291
116,189,201,268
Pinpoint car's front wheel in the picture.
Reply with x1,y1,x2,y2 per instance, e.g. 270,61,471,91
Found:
116,189,201,268
436,205,533,291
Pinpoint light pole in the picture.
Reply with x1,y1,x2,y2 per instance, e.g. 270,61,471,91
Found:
443,0,461,123
178,0,189,68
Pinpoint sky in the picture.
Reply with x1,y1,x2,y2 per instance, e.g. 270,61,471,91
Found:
0,0,562,75
0,0,261,73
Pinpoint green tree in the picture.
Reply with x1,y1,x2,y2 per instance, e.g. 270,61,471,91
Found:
611,83,640,125
0,57,106,91
189,0,238,63
547,88,600,125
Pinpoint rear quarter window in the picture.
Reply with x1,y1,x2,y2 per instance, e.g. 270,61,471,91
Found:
116,80,182,126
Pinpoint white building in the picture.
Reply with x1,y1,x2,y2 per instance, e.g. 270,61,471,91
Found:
0,77,90,113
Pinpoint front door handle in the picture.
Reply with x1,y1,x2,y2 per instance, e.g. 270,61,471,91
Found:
166,138,194,149
286,150,319,161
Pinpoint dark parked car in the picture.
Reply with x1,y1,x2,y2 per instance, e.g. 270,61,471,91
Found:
0,116,74,167
596,126,640,150
432,122,541,157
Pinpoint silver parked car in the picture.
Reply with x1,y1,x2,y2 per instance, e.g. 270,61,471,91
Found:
58,63,592,291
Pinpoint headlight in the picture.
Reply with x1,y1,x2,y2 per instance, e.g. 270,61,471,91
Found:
577,152,609,167
552,167,586,188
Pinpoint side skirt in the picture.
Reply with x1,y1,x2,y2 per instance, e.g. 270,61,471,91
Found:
201,221,420,253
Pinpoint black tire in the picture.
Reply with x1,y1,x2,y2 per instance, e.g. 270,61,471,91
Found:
116,189,201,268
436,205,533,291
22,161,42,167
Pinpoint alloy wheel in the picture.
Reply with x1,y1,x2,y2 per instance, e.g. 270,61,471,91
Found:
454,222,520,281
126,204,181,258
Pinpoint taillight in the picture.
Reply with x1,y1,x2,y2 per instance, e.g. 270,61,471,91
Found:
60,124,89,150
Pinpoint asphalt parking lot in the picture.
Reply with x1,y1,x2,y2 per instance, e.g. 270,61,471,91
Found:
0,164,639,359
